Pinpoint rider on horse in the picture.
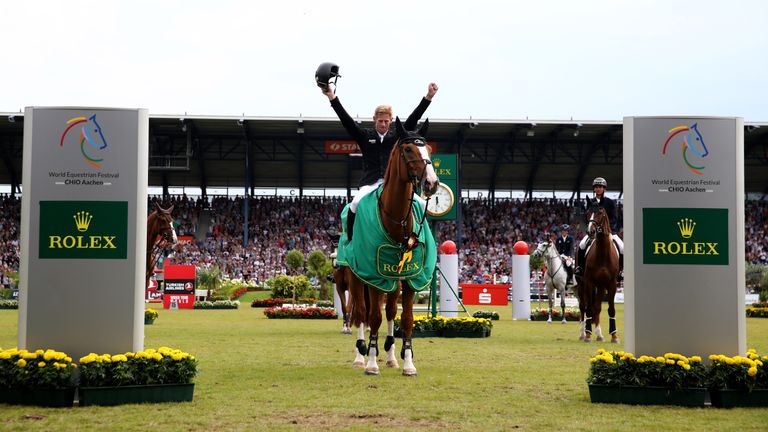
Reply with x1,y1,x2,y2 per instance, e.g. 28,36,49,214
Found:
319,64,438,242
555,224,576,287
574,177,625,281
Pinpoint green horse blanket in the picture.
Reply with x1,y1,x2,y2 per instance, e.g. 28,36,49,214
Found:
336,186,437,292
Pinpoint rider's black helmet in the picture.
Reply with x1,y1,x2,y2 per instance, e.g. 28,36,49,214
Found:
592,177,607,188
315,62,341,88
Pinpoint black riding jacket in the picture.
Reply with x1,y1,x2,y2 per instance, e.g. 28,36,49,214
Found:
330,96,431,187
555,234,574,257
585,195,619,233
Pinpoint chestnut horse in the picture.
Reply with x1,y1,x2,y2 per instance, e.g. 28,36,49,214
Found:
346,118,438,376
577,207,620,343
145,203,178,290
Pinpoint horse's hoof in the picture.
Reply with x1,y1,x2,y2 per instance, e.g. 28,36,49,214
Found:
402,368,418,377
611,337,620,344
578,335,585,341
561,320,567,324
352,361,365,369
343,329,352,335
386,360,399,368
583,338,592,343
596,336,605,342
546,320,552,324
364,367,380,376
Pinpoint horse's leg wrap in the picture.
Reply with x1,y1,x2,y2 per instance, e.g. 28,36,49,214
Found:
400,338,413,360
585,316,593,334
609,317,617,335
356,339,367,356
367,335,379,357
385,335,395,353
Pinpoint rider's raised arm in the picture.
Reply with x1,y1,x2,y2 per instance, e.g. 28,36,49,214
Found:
403,82,438,131
324,86,366,142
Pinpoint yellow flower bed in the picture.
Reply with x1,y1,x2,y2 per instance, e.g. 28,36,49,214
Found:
0,347,77,390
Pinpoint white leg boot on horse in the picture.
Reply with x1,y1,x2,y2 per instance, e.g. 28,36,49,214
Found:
385,320,399,368
365,334,380,376
595,324,604,342
400,286,417,377
352,325,366,368
364,289,384,375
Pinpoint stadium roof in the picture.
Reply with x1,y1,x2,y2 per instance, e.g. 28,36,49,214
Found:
2,112,768,197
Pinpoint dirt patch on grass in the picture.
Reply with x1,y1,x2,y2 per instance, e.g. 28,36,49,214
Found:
287,413,452,430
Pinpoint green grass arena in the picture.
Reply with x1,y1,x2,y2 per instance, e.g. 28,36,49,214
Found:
1,302,768,431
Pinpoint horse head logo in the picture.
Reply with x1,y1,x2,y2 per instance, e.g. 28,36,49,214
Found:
60,114,109,169
662,123,709,176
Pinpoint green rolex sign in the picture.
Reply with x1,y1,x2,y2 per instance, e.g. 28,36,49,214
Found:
643,208,728,265
39,201,128,259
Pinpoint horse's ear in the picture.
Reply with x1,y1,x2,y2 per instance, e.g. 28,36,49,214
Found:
395,116,405,137
418,119,429,137
167,205,174,214
155,202,161,212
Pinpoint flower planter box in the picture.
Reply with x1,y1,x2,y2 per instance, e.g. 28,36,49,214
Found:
588,384,706,407
443,330,489,338
710,389,768,408
0,387,75,407
394,330,441,338
78,383,194,406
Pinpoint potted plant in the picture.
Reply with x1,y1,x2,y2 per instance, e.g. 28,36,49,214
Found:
472,310,500,320
587,349,707,406
144,308,159,325
707,349,768,407
78,347,198,406
0,348,77,407
442,317,493,338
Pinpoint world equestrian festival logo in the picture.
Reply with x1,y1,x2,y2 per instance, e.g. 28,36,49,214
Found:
60,114,109,169
662,123,709,176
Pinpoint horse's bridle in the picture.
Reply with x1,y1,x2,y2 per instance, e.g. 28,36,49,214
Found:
377,137,432,254
587,209,607,238
398,137,432,191
539,241,565,279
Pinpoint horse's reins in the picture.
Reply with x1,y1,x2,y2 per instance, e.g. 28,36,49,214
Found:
542,242,565,280
377,137,432,255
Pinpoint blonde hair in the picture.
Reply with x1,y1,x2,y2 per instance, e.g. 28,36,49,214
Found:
373,105,393,119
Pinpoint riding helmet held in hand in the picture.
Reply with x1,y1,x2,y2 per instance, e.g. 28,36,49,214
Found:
315,62,341,88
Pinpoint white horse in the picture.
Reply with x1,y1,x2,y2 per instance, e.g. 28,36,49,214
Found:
533,240,574,324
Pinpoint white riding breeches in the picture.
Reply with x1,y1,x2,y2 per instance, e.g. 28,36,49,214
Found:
350,179,384,213
580,234,624,254
349,178,427,213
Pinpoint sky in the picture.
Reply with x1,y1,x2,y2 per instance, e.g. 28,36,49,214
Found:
2,0,767,122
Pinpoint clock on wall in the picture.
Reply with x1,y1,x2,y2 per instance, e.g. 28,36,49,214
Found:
426,183,455,217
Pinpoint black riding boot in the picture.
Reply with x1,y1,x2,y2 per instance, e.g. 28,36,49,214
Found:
617,253,624,282
574,248,586,276
566,265,574,286
346,211,356,242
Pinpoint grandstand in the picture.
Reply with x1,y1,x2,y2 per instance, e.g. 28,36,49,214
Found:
1,114,768,286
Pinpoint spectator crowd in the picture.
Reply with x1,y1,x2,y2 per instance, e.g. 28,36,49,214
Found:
1,193,767,287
